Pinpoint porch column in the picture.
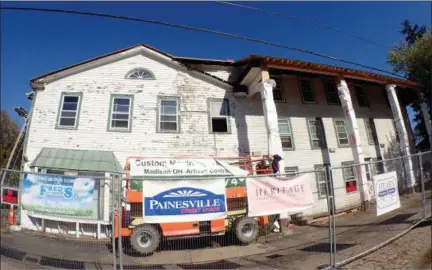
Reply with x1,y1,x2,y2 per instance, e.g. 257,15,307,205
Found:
335,77,370,204
257,79,286,171
420,102,432,149
253,74,288,224
385,84,416,190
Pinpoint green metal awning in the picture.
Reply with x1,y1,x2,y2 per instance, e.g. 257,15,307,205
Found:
30,148,124,174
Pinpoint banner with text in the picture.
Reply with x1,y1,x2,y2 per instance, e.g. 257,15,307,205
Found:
130,158,231,177
374,171,401,216
142,178,227,223
246,174,314,217
21,173,95,217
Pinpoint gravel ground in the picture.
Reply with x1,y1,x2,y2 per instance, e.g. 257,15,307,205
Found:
342,220,432,270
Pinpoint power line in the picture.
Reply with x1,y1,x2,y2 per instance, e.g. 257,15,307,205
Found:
216,1,392,49
0,6,404,78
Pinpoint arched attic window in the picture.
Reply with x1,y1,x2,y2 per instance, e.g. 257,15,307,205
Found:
125,68,155,80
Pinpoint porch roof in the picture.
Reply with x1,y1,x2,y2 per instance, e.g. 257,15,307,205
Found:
30,148,124,174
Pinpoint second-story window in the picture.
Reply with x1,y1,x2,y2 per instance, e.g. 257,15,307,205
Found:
270,76,285,102
109,95,133,131
334,119,350,147
307,118,326,149
364,118,378,145
278,118,294,150
57,93,82,129
299,78,317,103
323,80,340,105
355,85,369,107
209,99,230,133
158,97,179,132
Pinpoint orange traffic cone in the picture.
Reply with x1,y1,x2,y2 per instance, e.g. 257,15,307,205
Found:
8,205,15,225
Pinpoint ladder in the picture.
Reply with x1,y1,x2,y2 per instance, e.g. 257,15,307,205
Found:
0,111,28,187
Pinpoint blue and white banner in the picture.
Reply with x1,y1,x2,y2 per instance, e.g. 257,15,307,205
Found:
142,179,227,223
374,171,401,216
21,173,95,217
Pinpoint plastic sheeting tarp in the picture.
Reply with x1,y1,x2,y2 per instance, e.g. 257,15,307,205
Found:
337,79,369,200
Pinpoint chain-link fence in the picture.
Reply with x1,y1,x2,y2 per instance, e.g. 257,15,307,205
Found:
0,168,119,269
1,152,431,270
327,151,432,269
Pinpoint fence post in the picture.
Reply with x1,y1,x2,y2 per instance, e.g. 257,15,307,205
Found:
419,153,426,220
117,175,124,270
112,202,117,270
324,165,336,268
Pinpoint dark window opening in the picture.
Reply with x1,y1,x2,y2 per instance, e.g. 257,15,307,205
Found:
212,118,228,133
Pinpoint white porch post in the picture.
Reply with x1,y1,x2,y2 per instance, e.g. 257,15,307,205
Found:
336,78,370,203
420,102,432,149
259,79,285,170
386,84,416,189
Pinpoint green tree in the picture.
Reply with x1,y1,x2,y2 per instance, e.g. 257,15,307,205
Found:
388,20,431,151
0,110,20,168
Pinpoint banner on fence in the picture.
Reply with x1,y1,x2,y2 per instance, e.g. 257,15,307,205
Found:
1,188,19,206
246,174,314,217
374,171,401,216
21,173,95,217
142,178,227,223
129,158,231,177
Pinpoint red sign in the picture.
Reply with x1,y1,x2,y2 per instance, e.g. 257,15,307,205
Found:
1,188,19,205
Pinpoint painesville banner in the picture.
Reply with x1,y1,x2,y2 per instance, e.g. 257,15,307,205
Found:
142,178,227,223
374,171,401,216
246,174,314,217
21,173,95,217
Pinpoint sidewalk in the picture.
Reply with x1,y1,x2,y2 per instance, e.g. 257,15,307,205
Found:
1,192,430,269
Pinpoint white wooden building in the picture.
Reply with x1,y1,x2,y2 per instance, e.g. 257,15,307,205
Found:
20,44,429,237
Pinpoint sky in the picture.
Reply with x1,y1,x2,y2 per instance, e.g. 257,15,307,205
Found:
1,1,431,126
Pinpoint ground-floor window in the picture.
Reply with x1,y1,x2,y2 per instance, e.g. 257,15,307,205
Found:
342,161,357,193
314,164,327,198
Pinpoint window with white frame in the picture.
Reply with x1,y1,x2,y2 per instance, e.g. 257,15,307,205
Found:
284,166,299,179
314,164,327,198
323,80,340,105
364,118,378,145
278,118,294,150
334,119,350,146
364,157,375,181
209,99,230,133
270,76,285,102
299,78,316,103
109,95,132,131
355,85,369,107
342,161,357,193
365,157,384,181
57,93,82,128
158,98,179,132
125,68,155,80
307,118,326,149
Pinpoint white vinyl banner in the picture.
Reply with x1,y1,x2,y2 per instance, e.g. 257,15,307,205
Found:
374,171,401,216
129,158,230,177
142,178,227,223
246,174,314,217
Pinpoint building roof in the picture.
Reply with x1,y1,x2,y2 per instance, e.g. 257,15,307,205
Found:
31,148,124,174
29,44,234,87
29,43,419,89
237,55,419,88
